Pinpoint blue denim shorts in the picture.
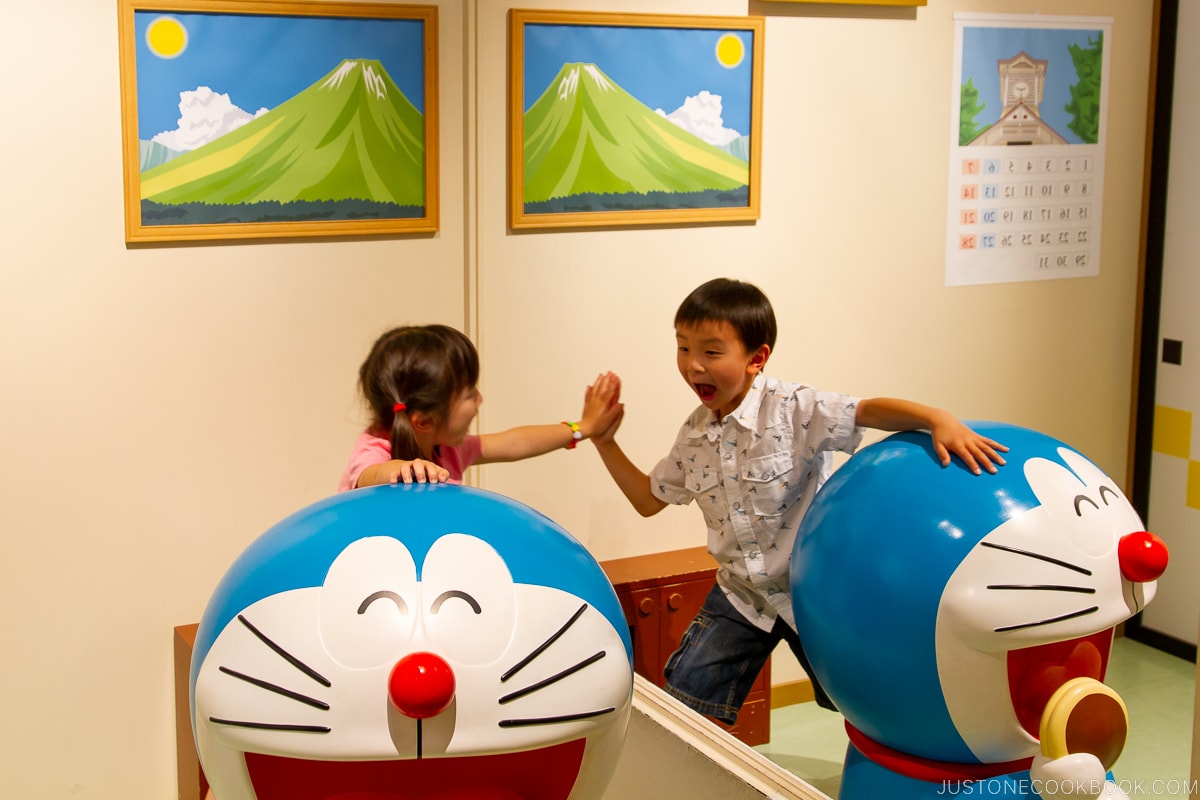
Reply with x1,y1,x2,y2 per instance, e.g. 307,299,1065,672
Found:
662,583,835,724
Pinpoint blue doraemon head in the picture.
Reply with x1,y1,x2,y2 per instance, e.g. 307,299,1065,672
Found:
191,483,633,800
791,422,1164,772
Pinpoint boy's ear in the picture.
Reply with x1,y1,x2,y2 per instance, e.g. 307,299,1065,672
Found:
747,343,771,375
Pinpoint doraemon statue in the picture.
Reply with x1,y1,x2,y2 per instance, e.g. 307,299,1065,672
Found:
791,422,1167,800
191,483,633,800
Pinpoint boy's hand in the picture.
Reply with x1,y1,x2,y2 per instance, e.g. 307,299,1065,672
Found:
930,414,1008,475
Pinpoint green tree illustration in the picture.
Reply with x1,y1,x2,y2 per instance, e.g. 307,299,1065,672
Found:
1065,32,1103,144
959,78,987,146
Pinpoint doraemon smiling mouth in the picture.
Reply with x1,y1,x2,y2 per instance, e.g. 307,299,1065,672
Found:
792,423,1168,800
191,484,633,800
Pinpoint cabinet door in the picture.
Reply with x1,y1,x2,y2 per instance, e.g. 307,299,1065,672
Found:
628,586,664,683
659,578,713,666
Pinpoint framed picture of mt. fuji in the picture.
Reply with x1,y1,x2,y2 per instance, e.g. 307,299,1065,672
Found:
117,0,438,243
509,10,764,230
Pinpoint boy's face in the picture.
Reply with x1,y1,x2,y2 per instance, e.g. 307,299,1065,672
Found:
675,319,770,420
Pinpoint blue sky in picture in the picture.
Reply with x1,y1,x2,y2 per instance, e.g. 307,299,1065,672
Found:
133,10,426,140
523,23,755,135
961,25,1105,145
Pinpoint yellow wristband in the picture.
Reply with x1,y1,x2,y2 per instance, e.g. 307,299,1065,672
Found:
561,421,582,449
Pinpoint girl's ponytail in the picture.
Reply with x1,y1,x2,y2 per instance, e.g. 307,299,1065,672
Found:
388,401,422,461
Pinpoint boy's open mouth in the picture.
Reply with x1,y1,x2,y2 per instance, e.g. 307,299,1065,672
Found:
694,383,718,401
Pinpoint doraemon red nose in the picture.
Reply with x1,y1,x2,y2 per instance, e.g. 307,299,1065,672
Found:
1117,531,1169,583
389,652,456,719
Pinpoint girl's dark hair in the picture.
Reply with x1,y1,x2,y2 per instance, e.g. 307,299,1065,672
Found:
674,278,777,352
357,324,480,461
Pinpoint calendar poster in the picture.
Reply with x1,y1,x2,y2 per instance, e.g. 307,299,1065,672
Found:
946,14,1112,286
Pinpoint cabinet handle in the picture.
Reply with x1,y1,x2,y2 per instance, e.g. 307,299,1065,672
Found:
667,592,684,610
638,597,656,616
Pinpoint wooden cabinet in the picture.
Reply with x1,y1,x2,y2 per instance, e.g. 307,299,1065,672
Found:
601,546,771,746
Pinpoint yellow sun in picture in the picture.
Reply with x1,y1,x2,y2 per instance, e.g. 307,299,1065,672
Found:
146,15,188,59
715,33,745,69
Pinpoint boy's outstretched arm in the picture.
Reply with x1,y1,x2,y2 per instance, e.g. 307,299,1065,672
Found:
590,407,668,517
856,397,1009,475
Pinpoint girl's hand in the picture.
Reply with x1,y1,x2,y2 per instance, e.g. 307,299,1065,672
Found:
380,458,450,485
580,371,623,440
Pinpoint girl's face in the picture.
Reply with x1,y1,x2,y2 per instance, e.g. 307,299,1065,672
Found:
435,385,482,446
675,319,769,421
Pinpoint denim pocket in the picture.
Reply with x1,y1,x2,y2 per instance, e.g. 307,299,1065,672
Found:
663,608,711,681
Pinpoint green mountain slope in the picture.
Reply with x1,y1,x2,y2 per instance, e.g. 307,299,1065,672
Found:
140,59,425,206
523,63,748,203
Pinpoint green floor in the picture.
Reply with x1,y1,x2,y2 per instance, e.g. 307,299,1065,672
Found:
756,638,1196,799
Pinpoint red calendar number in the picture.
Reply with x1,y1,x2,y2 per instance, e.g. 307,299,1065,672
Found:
962,159,981,175
961,184,979,201
959,234,978,250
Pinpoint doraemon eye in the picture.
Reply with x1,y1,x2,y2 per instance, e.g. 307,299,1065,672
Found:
319,536,418,668
1074,485,1120,516
421,533,516,664
357,590,409,615
430,589,481,614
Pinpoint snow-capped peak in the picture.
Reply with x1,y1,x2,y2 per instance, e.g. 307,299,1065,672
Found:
319,61,387,99
557,64,612,100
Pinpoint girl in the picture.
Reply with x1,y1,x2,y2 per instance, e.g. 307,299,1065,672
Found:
338,324,621,490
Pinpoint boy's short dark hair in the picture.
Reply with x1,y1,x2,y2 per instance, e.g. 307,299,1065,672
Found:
675,278,777,352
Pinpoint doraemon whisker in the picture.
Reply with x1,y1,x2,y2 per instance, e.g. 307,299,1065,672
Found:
498,708,616,728
208,717,330,734
986,584,1096,594
979,542,1093,576
217,666,330,710
237,614,332,687
498,651,607,704
501,603,588,682
993,605,1099,632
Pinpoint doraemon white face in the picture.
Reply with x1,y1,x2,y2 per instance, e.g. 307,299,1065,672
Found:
937,448,1157,763
791,423,1168,781
191,486,633,800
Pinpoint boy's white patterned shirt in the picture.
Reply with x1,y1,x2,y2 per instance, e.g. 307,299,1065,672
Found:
649,373,863,632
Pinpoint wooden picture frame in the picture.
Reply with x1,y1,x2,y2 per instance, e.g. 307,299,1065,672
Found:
117,0,438,243
762,1,926,6
509,9,764,230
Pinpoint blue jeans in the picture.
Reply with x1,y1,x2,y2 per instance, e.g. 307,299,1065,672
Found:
662,583,836,724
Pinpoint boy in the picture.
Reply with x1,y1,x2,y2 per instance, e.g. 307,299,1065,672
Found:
591,277,1007,721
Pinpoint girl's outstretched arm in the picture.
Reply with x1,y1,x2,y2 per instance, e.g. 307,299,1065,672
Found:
478,372,623,463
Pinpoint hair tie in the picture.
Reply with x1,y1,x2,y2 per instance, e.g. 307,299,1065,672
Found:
393,402,407,413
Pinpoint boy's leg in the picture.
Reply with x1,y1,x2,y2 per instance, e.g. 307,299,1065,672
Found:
774,617,838,711
662,584,779,725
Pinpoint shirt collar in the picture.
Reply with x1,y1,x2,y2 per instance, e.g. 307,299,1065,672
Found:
685,373,767,442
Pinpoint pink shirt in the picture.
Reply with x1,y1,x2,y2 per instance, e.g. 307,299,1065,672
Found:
337,431,483,492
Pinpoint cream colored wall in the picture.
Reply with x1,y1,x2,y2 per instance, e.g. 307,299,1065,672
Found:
474,0,1155,683
0,0,1154,796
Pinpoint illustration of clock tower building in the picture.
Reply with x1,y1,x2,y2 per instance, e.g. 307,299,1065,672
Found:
968,51,1068,146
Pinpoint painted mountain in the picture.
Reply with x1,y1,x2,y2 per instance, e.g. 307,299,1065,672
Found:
139,59,425,224
523,63,750,213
